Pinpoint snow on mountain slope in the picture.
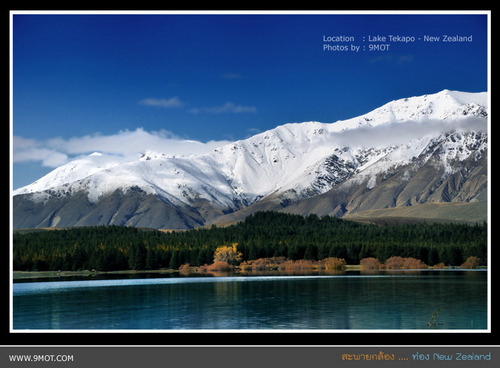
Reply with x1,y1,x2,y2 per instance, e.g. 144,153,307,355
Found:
13,152,125,196
13,90,488,229
206,89,487,203
331,89,487,131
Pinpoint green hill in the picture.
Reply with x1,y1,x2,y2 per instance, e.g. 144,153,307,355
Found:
343,201,487,225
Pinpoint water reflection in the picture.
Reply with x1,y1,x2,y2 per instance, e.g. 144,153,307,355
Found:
13,270,487,330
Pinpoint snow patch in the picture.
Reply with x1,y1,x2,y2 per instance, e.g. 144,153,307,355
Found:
14,90,488,212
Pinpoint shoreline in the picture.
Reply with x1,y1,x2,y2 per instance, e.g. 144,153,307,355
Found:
12,269,179,280
12,264,485,281
13,265,364,280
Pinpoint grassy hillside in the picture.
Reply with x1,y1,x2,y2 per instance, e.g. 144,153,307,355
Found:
343,201,487,225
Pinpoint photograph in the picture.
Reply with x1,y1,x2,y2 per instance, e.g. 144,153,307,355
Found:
9,10,491,357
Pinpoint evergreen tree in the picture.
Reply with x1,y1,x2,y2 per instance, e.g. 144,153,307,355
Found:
12,211,488,271
304,244,317,261
196,247,212,266
128,243,147,270
169,250,181,270
145,248,160,270
427,248,440,266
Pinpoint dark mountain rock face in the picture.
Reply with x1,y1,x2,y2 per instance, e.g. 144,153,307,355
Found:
14,188,206,229
210,131,487,225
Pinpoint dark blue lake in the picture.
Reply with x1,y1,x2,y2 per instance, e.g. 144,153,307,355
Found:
12,270,488,330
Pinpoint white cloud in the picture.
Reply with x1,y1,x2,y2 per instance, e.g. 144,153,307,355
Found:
13,128,233,168
12,136,69,167
367,54,414,64
245,127,262,137
188,102,257,114
140,96,257,114
139,97,184,108
397,55,414,64
332,116,487,148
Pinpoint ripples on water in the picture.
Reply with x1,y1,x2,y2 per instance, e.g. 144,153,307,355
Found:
13,271,488,330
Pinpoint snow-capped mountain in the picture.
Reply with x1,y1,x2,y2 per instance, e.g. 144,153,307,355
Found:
13,90,488,229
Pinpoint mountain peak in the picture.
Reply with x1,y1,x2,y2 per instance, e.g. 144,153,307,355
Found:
13,90,488,229
331,90,487,132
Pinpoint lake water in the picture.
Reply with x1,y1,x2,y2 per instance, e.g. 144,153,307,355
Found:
12,270,488,330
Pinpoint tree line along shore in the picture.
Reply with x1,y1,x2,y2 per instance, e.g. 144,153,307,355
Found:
13,211,487,274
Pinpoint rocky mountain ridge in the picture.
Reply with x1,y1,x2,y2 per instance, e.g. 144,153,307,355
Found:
13,90,488,229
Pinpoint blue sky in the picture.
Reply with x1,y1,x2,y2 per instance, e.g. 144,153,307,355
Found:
11,11,489,189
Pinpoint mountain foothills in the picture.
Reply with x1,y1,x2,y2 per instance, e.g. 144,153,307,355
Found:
13,90,488,229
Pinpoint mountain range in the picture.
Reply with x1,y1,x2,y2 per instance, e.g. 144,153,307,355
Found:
13,90,488,229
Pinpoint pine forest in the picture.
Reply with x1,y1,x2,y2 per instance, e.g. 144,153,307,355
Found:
13,211,487,272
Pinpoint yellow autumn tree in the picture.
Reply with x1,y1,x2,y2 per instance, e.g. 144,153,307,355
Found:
213,243,243,266
460,256,481,269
